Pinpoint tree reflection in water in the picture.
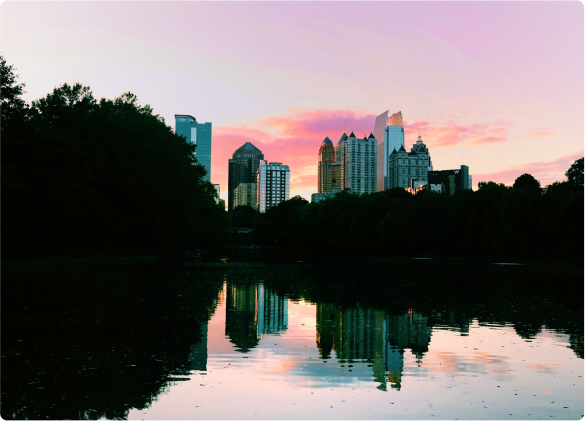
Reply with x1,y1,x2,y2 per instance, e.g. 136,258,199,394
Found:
1,265,224,420
1,258,582,419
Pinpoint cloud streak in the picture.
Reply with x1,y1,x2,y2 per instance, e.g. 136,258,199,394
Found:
473,151,583,187
404,120,510,148
212,107,578,199
212,109,376,194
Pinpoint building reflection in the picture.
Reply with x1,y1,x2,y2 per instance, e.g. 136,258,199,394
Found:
225,283,288,352
316,305,431,391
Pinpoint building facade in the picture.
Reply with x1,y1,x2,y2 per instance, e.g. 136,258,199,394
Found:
175,114,212,182
388,135,432,189
374,111,405,192
427,165,472,195
318,137,337,193
338,132,377,193
228,142,264,211
234,183,258,209
256,161,290,213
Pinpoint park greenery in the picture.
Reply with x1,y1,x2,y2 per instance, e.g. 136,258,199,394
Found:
2,56,583,260
233,160,583,259
2,56,226,259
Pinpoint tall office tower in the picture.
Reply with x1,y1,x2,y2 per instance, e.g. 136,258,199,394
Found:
388,135,431,189
374,111,405,191
428,165,472,195
175,114,212,182
234,182,258,209
318,137,337,193
338,131,377,193
256,161,290,213
228,142,264,211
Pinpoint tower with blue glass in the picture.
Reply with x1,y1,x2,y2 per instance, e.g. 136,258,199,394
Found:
175,114,212,182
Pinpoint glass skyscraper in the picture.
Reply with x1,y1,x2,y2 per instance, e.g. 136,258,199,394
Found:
228,142,264,211
175,114,212,183
374,111,405,191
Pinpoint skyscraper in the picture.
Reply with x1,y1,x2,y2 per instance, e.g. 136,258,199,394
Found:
338,131,377,193
228,143,264,211
234,183,257,209
318,137,337,193
175,114,212,182
256,161,290,213
388,135,431,189
374,111,405,191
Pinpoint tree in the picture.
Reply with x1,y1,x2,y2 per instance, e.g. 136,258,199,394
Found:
513,173,541,192
566,157,584,189
0,55,28,140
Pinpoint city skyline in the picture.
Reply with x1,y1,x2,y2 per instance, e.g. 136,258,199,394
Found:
2,1,583,202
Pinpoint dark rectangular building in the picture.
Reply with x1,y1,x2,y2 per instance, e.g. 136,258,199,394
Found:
428,165,471,195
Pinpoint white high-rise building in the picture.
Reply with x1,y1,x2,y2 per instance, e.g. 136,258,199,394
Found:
256,161,290,213
338,131,377,193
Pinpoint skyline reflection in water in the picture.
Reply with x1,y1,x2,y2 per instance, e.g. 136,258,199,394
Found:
129,278,582,420
2,261,582,420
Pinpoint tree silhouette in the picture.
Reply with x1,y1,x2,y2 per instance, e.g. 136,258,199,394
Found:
513,173,541,191
566,157,584,189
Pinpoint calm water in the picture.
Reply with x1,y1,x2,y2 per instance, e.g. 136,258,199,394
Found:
2,258,583,420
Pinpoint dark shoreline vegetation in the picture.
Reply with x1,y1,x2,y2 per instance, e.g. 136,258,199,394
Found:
1,258,583,419
2,56,584,261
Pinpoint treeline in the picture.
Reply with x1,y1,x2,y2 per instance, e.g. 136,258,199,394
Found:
230,162,584,259
2,56,226,259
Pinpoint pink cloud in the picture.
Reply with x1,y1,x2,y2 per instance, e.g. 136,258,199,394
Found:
212,109,376,194
520,128,556,139
404,120,509,148
473,150,584,187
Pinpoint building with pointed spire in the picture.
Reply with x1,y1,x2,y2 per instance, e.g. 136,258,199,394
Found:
374,111,405,192
338,131,377,193
318,137,337,193
388,135,432,189
228,142,264,211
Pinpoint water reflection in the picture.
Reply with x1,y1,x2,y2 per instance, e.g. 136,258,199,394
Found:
2,260,583,420
316,305,432,391
225,283,288,352
1,266,224,420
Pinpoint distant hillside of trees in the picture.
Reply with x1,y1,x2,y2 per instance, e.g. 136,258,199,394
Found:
231,161,584,260
2,56,226,259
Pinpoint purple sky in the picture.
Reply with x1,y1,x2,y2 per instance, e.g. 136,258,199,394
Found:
1,1,583,200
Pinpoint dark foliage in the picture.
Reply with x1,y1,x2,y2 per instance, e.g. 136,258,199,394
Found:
513,173,542,192
1,265,224,420
238,166,583,260
2,57,227,258
566,157,584,188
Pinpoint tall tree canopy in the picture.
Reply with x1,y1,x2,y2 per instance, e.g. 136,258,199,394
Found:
513,173,541,191
566,157,584,188
2,57,226,258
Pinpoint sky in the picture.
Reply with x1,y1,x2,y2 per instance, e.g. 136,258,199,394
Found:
1,1,583,202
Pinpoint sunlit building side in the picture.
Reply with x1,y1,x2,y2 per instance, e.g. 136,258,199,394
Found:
228,142,264,211
175,114,212,183
256,161,290,213
318,137,337,193
374,111,405,191
338,132,377,193
234,183,257,209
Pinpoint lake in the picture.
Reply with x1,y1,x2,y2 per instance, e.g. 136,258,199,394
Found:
1,256,583,419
